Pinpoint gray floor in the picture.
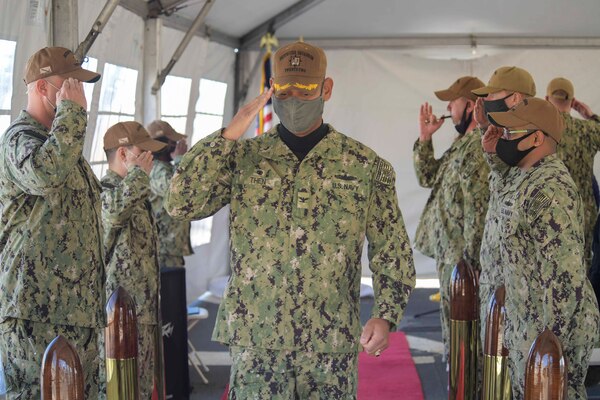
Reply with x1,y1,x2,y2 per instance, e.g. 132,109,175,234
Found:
185,289,600,400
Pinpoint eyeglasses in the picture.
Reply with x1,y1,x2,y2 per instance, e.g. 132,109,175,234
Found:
501,128,538,138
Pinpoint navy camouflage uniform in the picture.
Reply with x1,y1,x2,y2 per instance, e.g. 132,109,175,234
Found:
0,101,105,399
99,167,160,399
164,125,416,398
414,128,490,361
494,155,599,399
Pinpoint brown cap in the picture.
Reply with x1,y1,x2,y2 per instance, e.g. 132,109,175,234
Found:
435,76,485,101
546,77,574,100
488,97,564,143
24,47,101,85
146,120,187,141
104,121,167,152
272,41,326,94
472,66,536,97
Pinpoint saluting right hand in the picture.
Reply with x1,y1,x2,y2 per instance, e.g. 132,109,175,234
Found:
55,77,87,110
419,102,444,141
473,98,489,130
481,125,502,154
572,98,594,120
222,87,274,141
126,151,154,175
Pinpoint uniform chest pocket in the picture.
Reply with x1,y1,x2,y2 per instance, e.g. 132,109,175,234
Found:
311,177,369,243
231,173,282,237
317,178,368,214
234,174,281,207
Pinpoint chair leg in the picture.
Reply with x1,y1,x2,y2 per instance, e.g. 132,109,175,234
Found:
188,339,209,384
189,354,209,384
193,350,210,372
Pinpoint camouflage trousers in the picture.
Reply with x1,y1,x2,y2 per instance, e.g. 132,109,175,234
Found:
507,341,592,399
98,323,157,399
437,262,454,362
228,346,358,400
0,317,99,399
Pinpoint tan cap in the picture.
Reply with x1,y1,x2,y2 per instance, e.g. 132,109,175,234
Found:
546,77,574,100
24,47,100,85
488,97,564,143
272,41,326,94
146,120,187,141
435,76,485,101
104,121,167,152
472,66,536,97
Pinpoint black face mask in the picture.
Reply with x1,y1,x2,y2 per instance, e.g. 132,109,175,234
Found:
484,93,513,121
495,130,537,167
454,104,473,135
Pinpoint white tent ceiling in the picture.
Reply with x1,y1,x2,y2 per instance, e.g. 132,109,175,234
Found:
159,0,600,50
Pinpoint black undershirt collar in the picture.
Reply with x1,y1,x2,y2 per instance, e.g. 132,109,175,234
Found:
278,122,329,161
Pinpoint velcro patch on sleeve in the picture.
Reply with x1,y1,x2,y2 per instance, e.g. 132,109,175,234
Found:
374,157,395,187
528,189,552,222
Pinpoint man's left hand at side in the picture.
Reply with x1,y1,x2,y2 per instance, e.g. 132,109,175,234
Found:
360,318,391,357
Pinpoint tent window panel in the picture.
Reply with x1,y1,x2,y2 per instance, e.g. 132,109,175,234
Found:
98,63,137,114
161,75,192,119
191,217,213,247
192,114,223,144
81,57,98,112
0,39,16,134
196,79,227,115
0,115,11,135
192,79,227,144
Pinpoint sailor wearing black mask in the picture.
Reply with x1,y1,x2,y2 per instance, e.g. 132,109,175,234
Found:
485,97,598,400
469,66,537,367
413,76,490,366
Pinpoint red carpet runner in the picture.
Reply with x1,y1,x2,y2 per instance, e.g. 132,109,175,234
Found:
357,331,424,399
220,332,423,399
